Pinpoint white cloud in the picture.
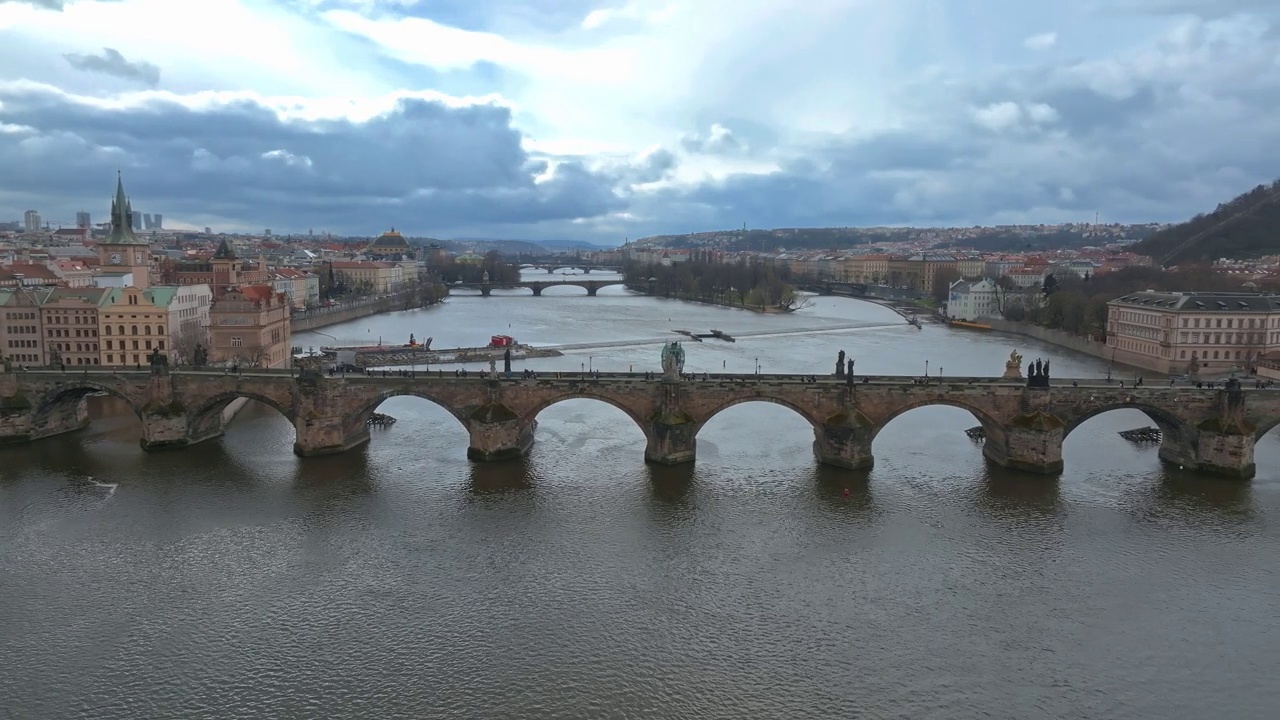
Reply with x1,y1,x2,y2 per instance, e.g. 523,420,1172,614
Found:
972,101,1023,132
1024,32,1057,50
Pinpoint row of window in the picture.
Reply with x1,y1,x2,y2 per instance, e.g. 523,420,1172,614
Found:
47,328,98,338
1179,349,1248,361
1177,332,1273,345
9,353,37,362
104,339,163,351
49,342,99,353
105,354,148,365
3,312,35,320
46,314,93,325
1115,323,1162,340
4,325,37,335
103,325,161,336
1180,316,1278,329
5,340,37,348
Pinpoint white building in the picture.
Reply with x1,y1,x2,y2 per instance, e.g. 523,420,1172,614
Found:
947,279,999,321
166,283,213,350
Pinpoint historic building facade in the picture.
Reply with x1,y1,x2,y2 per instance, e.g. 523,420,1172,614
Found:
208,285,292,368
1107,291,1280,375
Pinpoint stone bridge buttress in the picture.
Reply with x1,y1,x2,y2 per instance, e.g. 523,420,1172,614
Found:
2,368,1275,479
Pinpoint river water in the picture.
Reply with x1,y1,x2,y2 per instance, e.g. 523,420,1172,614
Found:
3,273,1278,719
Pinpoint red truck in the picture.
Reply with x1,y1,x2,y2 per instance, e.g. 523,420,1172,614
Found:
489,335,516,348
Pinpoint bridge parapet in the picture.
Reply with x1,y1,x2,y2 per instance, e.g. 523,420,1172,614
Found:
1,369,1275,479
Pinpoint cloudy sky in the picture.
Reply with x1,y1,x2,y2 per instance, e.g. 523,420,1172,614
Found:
1,0,1278,241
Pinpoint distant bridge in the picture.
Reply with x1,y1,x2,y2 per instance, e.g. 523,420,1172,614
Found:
518,264,624,274
452,279,636,296
0,366,1268,479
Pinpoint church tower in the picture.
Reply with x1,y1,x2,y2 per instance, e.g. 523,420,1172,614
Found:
97,172,151,288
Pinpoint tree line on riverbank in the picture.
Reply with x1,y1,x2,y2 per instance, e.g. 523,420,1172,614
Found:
1003,265,1250,338
621,259,812,311
428,250,522,285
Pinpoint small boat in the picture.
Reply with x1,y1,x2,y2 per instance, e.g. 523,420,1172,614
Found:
907,315,922,328
709,329,736,342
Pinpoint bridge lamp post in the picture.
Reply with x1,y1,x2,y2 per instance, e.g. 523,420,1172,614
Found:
589,356,593,373
925,359,929,378
755,357,760,375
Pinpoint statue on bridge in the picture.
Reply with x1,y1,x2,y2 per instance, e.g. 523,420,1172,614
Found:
1004,349,1023,379
1026,358,1051,388
836,350,846,377
193,343,208,369
149,347,169,376
661,341,685,380
504,347,512,374
48,346,63,369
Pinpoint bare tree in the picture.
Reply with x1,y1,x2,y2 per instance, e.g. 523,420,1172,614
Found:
236,345,271,369
170,324,206,365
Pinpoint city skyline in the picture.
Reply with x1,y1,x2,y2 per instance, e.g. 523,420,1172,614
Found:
1,0,1279,240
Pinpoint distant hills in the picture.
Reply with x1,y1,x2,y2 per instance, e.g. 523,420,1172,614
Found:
630,224,1159,253
416,238,618,255
1131,180,1280,266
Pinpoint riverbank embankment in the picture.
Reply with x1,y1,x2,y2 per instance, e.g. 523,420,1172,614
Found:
291,291,441,333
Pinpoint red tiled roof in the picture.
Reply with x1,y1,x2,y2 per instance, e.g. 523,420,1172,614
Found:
237,284,276,302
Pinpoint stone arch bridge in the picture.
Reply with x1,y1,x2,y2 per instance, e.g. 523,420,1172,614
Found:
453,279,631,296
518,264,624,274
1,368,1273,479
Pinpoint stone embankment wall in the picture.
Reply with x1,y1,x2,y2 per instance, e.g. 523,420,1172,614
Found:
292,291,435,333
980,318,1108,359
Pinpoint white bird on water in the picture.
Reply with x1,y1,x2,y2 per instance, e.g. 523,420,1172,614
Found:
87,476,117,496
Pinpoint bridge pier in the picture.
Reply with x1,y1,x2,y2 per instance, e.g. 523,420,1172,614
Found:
586,286,599,297
294,414,368,457
645,417,696,465
982,412,1065,475
1191,429,1256,479
531,286,543,297
812,411,875,470
480,286,492,297
467,403,535,461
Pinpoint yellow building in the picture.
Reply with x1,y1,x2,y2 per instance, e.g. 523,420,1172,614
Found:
330,261,404,294
98,286,178,367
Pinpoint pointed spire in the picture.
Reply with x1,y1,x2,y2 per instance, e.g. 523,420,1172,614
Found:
213,237,237,260
104,172,141,245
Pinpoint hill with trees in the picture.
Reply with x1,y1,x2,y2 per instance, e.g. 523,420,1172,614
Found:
633,224,1156,253
1131,180,1280,265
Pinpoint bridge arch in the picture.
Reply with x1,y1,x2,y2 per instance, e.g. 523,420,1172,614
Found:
187,391,298,442
32,380,145,426
520,392,654,442
1061,401,1190,439
693,395,824,437
871,397,1004,440
349,389,471,431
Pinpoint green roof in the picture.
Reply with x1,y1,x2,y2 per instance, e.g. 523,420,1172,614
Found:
143,286,178,308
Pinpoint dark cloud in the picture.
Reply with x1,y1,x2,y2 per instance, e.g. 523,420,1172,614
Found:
63,48,160,87
0,85,636,233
